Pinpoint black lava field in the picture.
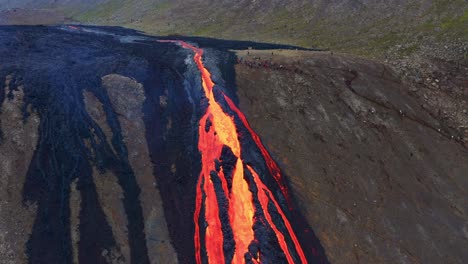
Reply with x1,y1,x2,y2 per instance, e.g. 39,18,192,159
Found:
0,25,327,264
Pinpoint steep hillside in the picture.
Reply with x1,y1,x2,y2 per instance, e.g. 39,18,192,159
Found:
0,0,467,60
73,0,468,59
234,49,468,263
0,0,104,9
0,25,466,264
0,25,328,264
0,1,467,263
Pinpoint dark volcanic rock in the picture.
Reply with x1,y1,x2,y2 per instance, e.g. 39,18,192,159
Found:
0,78,39,264
0,25,327,264
0,25,191,264
0,25,466,264
234,49,468,264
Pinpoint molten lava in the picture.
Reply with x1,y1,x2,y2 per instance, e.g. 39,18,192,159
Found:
223,95,291,204
160,40,308,263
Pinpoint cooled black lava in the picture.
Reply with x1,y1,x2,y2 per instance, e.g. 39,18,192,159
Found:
0,25,327,264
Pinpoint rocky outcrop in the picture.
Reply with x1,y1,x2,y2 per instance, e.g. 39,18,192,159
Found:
390,57,468,145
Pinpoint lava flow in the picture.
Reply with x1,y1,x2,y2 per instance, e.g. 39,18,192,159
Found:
160,40,309,264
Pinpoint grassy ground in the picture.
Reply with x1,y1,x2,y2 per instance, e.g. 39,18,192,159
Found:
66,0,468,60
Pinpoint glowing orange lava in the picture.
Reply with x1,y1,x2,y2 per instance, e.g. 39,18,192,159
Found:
247,166,307,263
224,95,291,205
160,40,307,264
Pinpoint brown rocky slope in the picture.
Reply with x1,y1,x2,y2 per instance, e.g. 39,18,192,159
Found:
234,49,467,264
0,26,466,263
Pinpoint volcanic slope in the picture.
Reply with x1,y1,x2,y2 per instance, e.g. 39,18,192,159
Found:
234,49,468,264
0,25,327,264
1,0,467,60
0,25,466,264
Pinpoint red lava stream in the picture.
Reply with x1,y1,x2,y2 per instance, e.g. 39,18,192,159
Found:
159,40,308,264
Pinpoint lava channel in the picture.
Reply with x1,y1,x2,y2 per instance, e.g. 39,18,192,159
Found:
159,40,312,264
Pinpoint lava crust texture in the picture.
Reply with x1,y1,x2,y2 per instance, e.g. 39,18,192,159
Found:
0,25,327,264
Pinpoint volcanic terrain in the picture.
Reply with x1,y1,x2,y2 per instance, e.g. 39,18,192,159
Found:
0,25,466,264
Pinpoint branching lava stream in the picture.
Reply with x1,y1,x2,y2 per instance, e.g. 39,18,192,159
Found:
159,40,309,264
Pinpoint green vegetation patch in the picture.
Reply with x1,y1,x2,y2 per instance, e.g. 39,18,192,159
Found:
441,10,468,37
76,0,123,22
